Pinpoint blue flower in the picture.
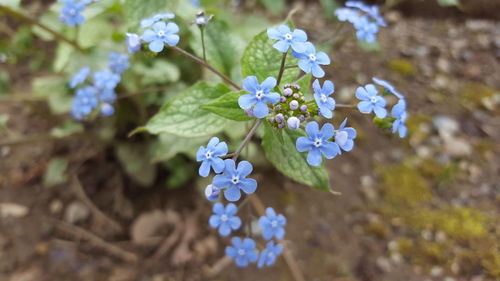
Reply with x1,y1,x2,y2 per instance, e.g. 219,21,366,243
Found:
391,99,408,138
142,21,180,53
258,241,283,268
93,70,120,90
267,24,308,53
292,42,330,78
71,86,98,120
100,103,114,116
204,184,220,202
334,7,360,23
372,77,404,99
99,89,117,103
238,76,280,119
225,237,258,267
108,52,129,74
69,66,90,88
296,121,340,166
313,79,336,118
213,159,257,202
354,16,379,43
209,203,242,237
140,12,175,28
259,207,287,240
335,118,356,152
346,1,386,26
196,137,228,177
126,33,142,54
356,84,387,118
60,0,85,27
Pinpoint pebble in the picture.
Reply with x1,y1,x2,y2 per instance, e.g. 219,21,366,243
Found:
430,266,444,277
376,256,392,272
0,202,29,218
64,201,90,224
444,137,472,157
433,115,459,140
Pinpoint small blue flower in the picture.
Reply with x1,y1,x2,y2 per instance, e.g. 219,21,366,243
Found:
100,103,114,116
238,76,280,119
140,12,175,28
69,66,90,88
99,89,117,103
346,1,386,26
213,159,257,202
292,42,330,78
259,207,287,240
296,121,340,166
267,24,308,53
209,203,242,237
142,21,180,53
354,16,379,43
372,77,404,99
71,86,98,120
391,99,408,138
258,241,283,268
225,237,258,267
335,118,356,153
204,184,220,202
93,70,120,90
313,79,336,118
126,33,142,54
108,52,129,74
196,137,228,177
356,84,387,118
60,0,85,27
334,7,360,23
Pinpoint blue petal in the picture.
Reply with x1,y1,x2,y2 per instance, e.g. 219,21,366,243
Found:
312,79,321,94
212,141,228,156
223,159,236,173
213,174,231,188
253,101,269,118
209,215,220,228
243,238,256,249
261,77,277,91
211,158,225,174
242,76,258,93
365,84,378,96
298,59,312,73
399,125,407,138
341,139,354,151
292,28,307,42
305,121,319,137
164,22,179,34
290,41,306,53
320,141,340,159
267,27,281,40
229,217,241,229
273,40,289,53
315,52,331,65
225,246,237,258
142,29,156,42
311,64,325,78
264,92,281,104
152,21,167,32
226,203,238,215
266,207,276,217
296,137,312,152
238,94,256,109
164,34,179,46
199,160,210,177
320,106,332,118
237,161,253,177
224,187,241,201
149,40,164,52
321,123,335,139
239,178,257,194
207,137,219,148
357,101,373,113
373,105,387,118
322,80,335,95
355,86,369,100
307,149,323,166
218,223,231,236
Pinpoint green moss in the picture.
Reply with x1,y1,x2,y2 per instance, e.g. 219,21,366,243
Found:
378,163,432,207
460,82,497,109
364,221,390,238
389,59,416,77
396,237,414,256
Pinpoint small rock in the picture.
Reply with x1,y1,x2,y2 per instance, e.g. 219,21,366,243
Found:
430,266,443,277
436,58,451,73
64,201,90,224
337,87,354,103
444,277,456,281
436,231,447,243
433,115,459,140
0,202,29,218
444,137,472,157
465,20,492,32
421,229,433,240
390,252,402,264
388,240,399,251
49,200,63,214
376,257,392,272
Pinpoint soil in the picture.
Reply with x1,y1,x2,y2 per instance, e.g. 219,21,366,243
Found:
1,2,499,281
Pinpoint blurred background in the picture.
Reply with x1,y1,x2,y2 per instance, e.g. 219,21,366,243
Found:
0,0,499,280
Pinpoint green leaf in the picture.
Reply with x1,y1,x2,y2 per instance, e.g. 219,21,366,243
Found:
132,60,180,85
116,143,156,187
140,82,231,137
32,76,72,114
151,133,209,162
241,28,299,86
262,122,330,191
124,0,178,28
437,0,460,7
189,19,240,78
260,0,284,15
295,73,312,95
77,15,113,49
358,40,381,52
50,120,84,138
0,0,21,9
201,91,251,121
43,158,68,187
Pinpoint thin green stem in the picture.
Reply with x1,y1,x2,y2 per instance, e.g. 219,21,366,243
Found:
232,119,263,161
284,65,298,69
170,46,241,90
276,52,288,86
0,5,84,52
200,26,207,61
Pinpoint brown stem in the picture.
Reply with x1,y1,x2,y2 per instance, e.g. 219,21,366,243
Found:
276,52,288,86
0,5,84,52
171,46,241,90
231,119,263,161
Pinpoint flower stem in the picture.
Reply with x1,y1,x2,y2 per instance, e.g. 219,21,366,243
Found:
200,26,207,61
170,46,241,90
276,52,288,86
0,5,84,52
231,119,263,161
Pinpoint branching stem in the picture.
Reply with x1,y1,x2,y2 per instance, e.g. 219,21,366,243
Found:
276,52,288,86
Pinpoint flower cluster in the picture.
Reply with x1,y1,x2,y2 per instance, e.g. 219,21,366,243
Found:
59,0,91,27
356,78,408,138
69,52,129,120
334,1,387,43
126,13,180,53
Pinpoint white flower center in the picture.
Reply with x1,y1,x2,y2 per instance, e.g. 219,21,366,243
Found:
69,9,76,15
320,94,327,103
284,33,293,40
370,96,378,103
157,30,165,37
82,97,89,104
231,176,240,185
221,215,228,222
255,90,264,100
268,252,275,258
205,151,212,159
271,220,278,227
309,54,316,61
314,138,322,147
238,249,245,256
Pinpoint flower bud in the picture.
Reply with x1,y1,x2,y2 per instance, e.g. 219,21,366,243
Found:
287,116,300,130
205,185,220,202
300,105,308,112
275,105,282,111
268,116,275,123
283,88,293,97
101,103,114,116
245,108,254,118
293,93,299,99
126,33,141,54
275,113,284,123
279,96,286,103
299,115,305,121
278,122,285,129
289,100,299,110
